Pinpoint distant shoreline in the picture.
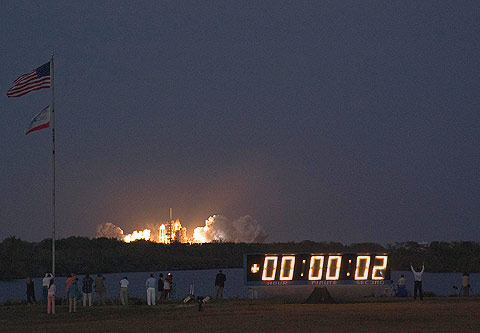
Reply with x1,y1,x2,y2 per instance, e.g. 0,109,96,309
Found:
1,237,479,280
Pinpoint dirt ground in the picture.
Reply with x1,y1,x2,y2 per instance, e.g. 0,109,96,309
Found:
1,297,479,332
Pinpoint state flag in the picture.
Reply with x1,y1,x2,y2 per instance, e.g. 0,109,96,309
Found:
25,106,50,135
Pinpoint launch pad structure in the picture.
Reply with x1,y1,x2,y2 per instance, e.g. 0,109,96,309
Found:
158,208,188,244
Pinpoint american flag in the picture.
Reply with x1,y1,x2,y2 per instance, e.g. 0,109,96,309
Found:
6,62,50,98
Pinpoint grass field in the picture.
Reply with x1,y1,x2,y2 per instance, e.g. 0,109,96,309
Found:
1,297,479,332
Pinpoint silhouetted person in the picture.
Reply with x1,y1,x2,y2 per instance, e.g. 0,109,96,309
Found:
410,262,424,300
95,273,107,305
82,274,94,306
215,270,226,299
157,273,164,302
67,274,80,313
461,273,470,296
26,277,36,304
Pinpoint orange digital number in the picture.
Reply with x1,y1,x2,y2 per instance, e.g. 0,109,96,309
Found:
371,256,388,280
326,255,342,280
262,256,278,281
354,255,371,280
308,255,324,280
279,255,296,280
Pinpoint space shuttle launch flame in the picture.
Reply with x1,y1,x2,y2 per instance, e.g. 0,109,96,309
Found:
96,215,267,244
124,229,151,243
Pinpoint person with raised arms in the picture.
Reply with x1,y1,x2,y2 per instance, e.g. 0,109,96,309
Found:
410,262,425,300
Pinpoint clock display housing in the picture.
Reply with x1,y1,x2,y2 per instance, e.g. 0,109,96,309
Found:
244,252,390,286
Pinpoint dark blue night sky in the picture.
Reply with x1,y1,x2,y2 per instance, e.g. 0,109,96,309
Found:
1,1,479,243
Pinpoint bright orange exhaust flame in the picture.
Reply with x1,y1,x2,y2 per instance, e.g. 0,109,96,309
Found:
122,219,189,244
98,215,266,244
124,229,151,243
120,217,215,244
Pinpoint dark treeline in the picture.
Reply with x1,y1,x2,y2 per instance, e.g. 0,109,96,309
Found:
0,236,479,279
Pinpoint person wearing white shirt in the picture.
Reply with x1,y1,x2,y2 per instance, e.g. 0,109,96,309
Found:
42,273,53,304
410,262,424,300
145,274,156,305
119,277,129,305
397,274,407,297
47,279,56,314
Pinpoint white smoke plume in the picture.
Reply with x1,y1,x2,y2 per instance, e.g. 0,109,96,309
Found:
96,222,124,240
95,221,173,243
193,215,268,243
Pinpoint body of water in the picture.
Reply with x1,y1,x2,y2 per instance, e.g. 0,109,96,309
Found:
0,268,245,304
0,269,478,304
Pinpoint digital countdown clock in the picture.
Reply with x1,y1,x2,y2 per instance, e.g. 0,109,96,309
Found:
244,253,391,301
245,253,390,285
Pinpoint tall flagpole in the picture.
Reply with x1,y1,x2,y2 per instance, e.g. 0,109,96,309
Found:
50,54,56,276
